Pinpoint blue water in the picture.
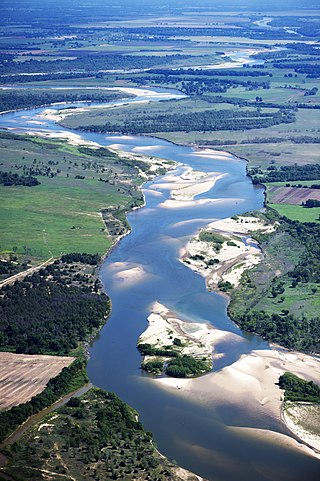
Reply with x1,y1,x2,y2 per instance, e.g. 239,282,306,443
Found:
0,87,319,481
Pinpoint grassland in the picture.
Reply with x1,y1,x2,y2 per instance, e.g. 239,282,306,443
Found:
0,133,144,261
267,203,320,222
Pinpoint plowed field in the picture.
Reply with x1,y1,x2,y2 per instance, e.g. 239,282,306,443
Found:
0,352,74,410
268,186,320,204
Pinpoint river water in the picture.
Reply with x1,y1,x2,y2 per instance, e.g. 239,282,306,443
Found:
0,53,319,480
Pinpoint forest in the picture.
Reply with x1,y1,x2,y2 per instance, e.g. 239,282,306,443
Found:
0,89,129,112
0,53,190,75
0,261,110,355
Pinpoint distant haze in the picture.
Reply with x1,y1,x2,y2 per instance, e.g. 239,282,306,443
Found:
1,0,319,22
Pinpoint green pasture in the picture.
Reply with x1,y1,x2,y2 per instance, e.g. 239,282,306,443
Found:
0,134,139,260
268,203,320,222
0,178,121,259
249,277,320,319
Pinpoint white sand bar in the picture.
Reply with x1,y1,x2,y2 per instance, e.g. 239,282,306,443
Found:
154,348,320,455
139,302,237,365
181,214,276,289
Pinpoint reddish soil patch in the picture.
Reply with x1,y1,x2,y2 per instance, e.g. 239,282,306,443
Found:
268,186,320,204
0,352,74,411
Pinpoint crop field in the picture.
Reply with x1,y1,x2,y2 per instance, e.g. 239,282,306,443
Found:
267,186,320,204
0,352,74,411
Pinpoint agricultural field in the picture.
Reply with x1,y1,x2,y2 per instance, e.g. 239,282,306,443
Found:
267,185,320,204
0,352,74,411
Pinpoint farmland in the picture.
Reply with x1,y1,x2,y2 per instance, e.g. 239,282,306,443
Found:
0,352,74,411
267,186,320,204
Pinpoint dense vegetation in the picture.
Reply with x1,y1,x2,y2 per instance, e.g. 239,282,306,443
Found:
81,108,295,135
0,170,40,186
0,359,88,443
0,262,110,355
137,343,178,358
165,356,210,378
0,53,190,76
0,89,130,112
60,252,100,265
279,372,320,403
229,213,320,353
138,343,211,377
250,164,320,184
1,388,193,481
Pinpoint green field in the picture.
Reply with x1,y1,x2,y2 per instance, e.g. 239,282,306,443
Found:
268,203,320,222
0,134,143,261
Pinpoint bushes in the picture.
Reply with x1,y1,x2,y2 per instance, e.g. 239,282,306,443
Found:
142,360,164,374
279,372,320,403
0,171,40,187
137,343,178,358
165,356,210,378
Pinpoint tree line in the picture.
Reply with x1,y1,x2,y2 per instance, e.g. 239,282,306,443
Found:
80,108,295,135
0,89,127,112
250,164,320,184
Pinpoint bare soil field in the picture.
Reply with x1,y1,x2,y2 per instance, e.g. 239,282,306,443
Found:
268,186,320,205
0,352,74,410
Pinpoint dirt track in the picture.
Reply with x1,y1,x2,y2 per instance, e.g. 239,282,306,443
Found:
0,257,54,289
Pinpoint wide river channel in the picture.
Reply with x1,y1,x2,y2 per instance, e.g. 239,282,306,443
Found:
1,50,319,480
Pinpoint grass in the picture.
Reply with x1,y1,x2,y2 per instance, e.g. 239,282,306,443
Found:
230,217,319,323
250,277,320,318
0,134,141,261
267,203,320,222
265,180,320,187
0,179,113,259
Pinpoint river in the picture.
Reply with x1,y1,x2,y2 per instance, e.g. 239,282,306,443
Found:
0,49,319,480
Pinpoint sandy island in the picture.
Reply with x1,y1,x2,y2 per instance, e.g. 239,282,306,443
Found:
138,302,320,455
138,302,238,366
180,214,276,290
